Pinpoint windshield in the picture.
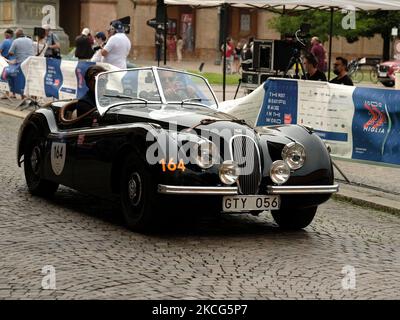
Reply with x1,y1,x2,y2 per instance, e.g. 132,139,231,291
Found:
95,67,218,115
157,69,217,107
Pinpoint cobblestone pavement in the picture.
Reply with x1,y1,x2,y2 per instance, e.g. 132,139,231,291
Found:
1,114,400,300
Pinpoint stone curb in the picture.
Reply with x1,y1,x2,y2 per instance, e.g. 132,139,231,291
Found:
0,106,28,119
333,183,400,216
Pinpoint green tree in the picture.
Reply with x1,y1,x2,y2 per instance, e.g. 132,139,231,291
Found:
269,10,400,60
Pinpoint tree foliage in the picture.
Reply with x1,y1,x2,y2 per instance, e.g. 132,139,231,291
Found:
269,9,400,44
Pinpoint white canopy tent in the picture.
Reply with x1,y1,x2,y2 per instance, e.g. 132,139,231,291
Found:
165,1,400,10
164,0,400,99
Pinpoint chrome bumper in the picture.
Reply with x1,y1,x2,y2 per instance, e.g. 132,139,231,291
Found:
267,184,339,194
158,184,339,195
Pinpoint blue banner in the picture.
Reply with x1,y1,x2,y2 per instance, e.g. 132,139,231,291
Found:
255,78,400,166
45,58,63,99
352,87,400,165
257,80,298,126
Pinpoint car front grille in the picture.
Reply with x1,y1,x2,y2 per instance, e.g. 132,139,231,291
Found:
231,135,261,195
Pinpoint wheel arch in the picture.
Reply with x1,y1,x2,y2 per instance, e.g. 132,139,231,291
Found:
17,112,51,167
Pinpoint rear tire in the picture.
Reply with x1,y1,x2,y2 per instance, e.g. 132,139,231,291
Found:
23,129,59,197
272,207,317,230
120,154,158,232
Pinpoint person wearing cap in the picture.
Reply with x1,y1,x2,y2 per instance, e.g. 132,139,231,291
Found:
75,27,94,60
43,24,61,59
101,20,131,69
91,32,107,62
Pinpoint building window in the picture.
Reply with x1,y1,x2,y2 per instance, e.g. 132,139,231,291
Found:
240,13,251,32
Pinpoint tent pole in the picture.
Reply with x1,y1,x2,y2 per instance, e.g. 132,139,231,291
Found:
222,3,228,101
164,2,167,65
328,7,334,80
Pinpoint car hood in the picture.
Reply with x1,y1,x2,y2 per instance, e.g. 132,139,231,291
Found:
109,104,247,129
381,60,400,67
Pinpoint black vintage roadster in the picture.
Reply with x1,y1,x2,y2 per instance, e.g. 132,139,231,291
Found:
17,67,338,231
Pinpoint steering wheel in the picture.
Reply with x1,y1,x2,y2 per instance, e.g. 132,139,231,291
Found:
59,100,97,125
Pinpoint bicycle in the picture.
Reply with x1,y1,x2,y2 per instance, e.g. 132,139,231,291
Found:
369,64,379,83
347,58,364,83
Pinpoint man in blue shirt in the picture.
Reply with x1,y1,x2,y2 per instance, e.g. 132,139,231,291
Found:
0,29,14,60
6,28,33,99
0,29,15,99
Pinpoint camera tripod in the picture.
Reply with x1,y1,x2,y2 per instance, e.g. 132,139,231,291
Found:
283,48,308,80
283,28,308,80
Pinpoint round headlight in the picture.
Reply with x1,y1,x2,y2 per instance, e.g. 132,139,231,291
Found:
219,160,239,185
281,142,306,170
270,160,290,185
196,140,217,169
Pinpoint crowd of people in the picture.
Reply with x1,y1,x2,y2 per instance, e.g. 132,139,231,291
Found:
0,20,132,100
155,32,184,63
221,37,247,75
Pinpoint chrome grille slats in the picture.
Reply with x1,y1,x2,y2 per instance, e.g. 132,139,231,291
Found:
231,135,261,195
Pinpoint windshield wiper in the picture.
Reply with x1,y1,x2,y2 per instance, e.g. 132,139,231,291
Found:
180,98,211,107
103,94,149,104
189,118,249,130
102,95,150,116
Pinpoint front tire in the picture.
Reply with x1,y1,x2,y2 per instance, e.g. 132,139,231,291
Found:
120,154,157,232
23,129,59,197
272,207,317,230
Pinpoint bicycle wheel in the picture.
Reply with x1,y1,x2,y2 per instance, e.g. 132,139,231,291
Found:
351,69,363,83
370,68,378,83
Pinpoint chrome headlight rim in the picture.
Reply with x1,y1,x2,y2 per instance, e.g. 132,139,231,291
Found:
219,160,239,185
270,160,290,185
281,142,306,170
195,139,218,169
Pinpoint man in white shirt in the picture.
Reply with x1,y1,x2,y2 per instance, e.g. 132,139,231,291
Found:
101,20,131,69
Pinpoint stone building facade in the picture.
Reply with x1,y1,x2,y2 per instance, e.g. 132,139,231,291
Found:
1,0,385,63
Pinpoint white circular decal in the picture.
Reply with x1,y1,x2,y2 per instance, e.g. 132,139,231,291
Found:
51,142,66,175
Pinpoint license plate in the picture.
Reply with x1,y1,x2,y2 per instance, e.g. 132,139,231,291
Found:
379,72,387,77
222,195,280,212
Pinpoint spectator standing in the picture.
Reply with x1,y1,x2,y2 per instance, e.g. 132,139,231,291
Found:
155,26,164,62
8,28,33,64
32,31,47,57
101,20,131,69
303,53,327,81
310,36,327,72
221,37,234,74
0,29,14,60
329,57,354,86
167,35,176,61
75,28,94,60
91,32,107,63
234,39,244,74
0,29,15,99
176,35,184,62
7,28,34,99
43,25,61,59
